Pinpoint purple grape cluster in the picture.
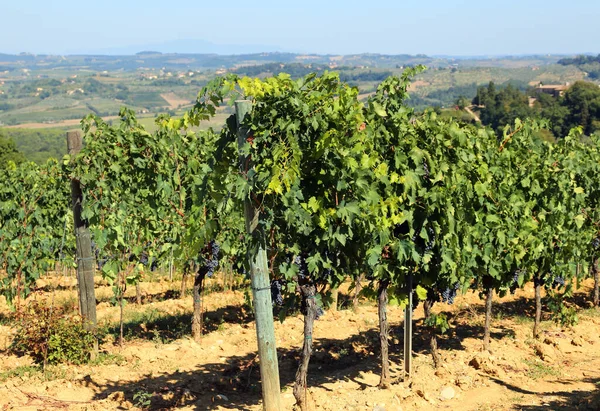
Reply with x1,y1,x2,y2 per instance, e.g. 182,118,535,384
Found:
425,226,435,252
97,258,107,271
509,269,522,294
553,276,565,287
593,237,600,249
423,159,430,180
199,240,220,278
150,259,159,272
206,241,220,278
512,269,522,284
91,241,104,270
270,279,285,306
294,255,308,279
441,282,460,304
315,306,325,320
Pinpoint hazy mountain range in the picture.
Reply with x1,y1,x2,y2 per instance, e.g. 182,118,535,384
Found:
63,39,286,56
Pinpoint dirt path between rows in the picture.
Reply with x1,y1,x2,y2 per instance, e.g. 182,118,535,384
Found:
465,105,482,123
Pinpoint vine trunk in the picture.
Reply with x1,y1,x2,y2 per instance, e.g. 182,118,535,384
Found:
378,280,390,388
192,268,207,342
293,283,317,410
534,279,542,338
483,287,493,351
593,258,599,307
180,266,189,299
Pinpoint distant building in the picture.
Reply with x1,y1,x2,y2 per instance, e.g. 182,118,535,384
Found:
528,97,537,107
536,83,569,98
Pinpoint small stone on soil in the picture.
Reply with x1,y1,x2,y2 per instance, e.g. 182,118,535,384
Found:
440,386,456,401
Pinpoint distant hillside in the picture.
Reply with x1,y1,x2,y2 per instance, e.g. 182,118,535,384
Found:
558,54,600,79
0,52,443,71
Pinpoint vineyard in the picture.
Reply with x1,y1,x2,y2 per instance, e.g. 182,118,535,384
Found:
1,68,600,410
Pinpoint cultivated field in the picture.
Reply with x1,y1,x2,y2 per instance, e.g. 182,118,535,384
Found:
1,273,599,410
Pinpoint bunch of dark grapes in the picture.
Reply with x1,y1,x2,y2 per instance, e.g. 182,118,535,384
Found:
423,159,430,181
441,282,460,304
315,306,325,320
139,252,149,266
509,270,522,294
92,242,104,270
512,270,521,284
424,226,435,252
199,240,220,278
553,276,565,287
150,259,159,272
206,241,220,278
270,279,285,306
593,237,600,249
97,258,107,271
509,269,522,294
293,255,308,279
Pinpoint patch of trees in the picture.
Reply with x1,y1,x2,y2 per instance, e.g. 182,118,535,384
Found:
149,78,186,86
338,70,393,82
558,54,600,80
558,54,600,66
0,132,25,167
473,82,535,132
408,83,480,110
473,81,600,137
190,79,208,87
560,81,600,135
234,64,394,84
0,128,66,164
232,63,329,78
84,78,113,94
9,78,63,99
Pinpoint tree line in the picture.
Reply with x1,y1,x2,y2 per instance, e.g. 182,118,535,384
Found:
558,54,600,79
472,80,600,137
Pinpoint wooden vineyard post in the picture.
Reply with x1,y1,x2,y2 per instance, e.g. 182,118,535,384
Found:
235,100,282,411
404,272,413,380
66,131,98,340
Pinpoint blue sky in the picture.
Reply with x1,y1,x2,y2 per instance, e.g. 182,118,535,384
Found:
1,0,599,55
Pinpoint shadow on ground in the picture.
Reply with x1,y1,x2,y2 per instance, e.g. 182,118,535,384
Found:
91,323,409,410
90,318,600,411
107,304,253,343
498,376,600,410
